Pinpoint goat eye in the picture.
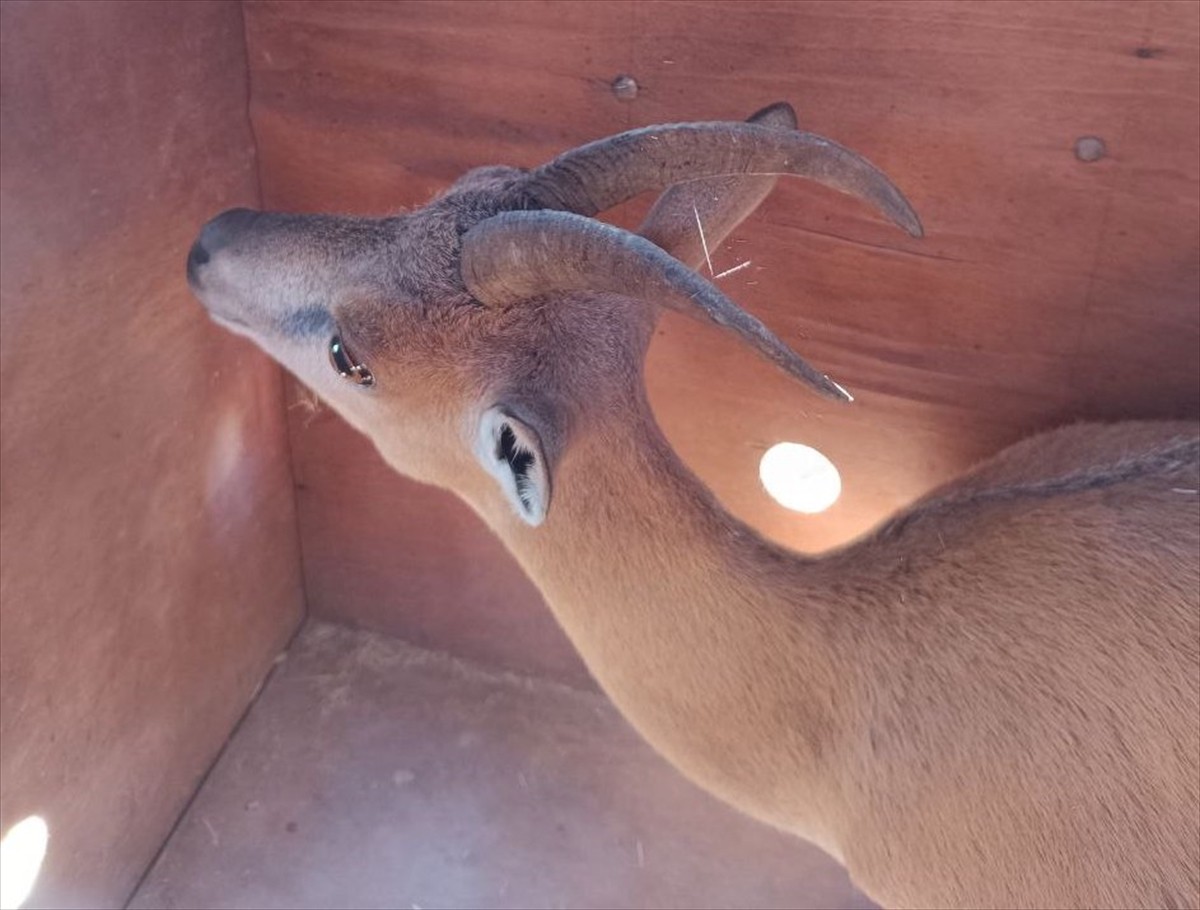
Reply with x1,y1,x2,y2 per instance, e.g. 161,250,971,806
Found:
328,335,374,387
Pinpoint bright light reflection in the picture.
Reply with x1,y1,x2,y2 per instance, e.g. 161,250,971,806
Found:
0,815,48,910
759,442,842,514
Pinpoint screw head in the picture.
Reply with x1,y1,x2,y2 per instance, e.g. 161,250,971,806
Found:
611,74,639,101
1074,136,1107,163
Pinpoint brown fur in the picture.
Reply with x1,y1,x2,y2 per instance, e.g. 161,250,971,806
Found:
187,116,1200,909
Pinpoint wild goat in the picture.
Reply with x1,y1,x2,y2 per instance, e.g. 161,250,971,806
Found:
186,103,1199,909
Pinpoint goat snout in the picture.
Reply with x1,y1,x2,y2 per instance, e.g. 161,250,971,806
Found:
186,207,260,286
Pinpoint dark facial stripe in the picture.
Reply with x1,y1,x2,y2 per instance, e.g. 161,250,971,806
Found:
279,305,334,339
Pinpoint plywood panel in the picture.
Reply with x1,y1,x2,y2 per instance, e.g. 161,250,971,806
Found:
0,3,304,906
244,0,1199,677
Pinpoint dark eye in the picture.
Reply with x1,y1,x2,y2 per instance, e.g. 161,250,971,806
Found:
328,334,374,387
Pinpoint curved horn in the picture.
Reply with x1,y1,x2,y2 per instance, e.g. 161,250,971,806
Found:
460,210,853,402
639,101,798,268
516,120,923,238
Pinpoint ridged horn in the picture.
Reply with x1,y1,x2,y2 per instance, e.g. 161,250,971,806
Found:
460,210,854,402
639,101,798,268
517,119,923,238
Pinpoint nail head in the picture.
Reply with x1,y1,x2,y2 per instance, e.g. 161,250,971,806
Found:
611,74,639,101
1074,136,1107,163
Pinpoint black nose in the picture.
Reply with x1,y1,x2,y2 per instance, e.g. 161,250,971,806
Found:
186,239,209,285
186,207,261,286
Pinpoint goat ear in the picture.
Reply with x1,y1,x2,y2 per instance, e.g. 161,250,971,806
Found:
475,407,551,526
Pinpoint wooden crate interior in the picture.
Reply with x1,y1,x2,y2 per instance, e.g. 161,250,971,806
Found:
0,2,1196,908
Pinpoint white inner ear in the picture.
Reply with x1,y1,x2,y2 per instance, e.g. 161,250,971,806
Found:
475,407,550,527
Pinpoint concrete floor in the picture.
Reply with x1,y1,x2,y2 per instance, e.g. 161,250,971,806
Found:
130,622,872,910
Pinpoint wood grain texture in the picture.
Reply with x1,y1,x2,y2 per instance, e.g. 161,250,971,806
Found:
243,0,1199,678
0,3,304,906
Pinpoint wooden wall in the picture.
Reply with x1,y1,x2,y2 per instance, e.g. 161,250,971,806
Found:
244,0,1199,681
0,3,304,907
0,2,1194,901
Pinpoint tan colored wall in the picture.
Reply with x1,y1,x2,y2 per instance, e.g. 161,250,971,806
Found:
244,0,1199,681
0,3,304,907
